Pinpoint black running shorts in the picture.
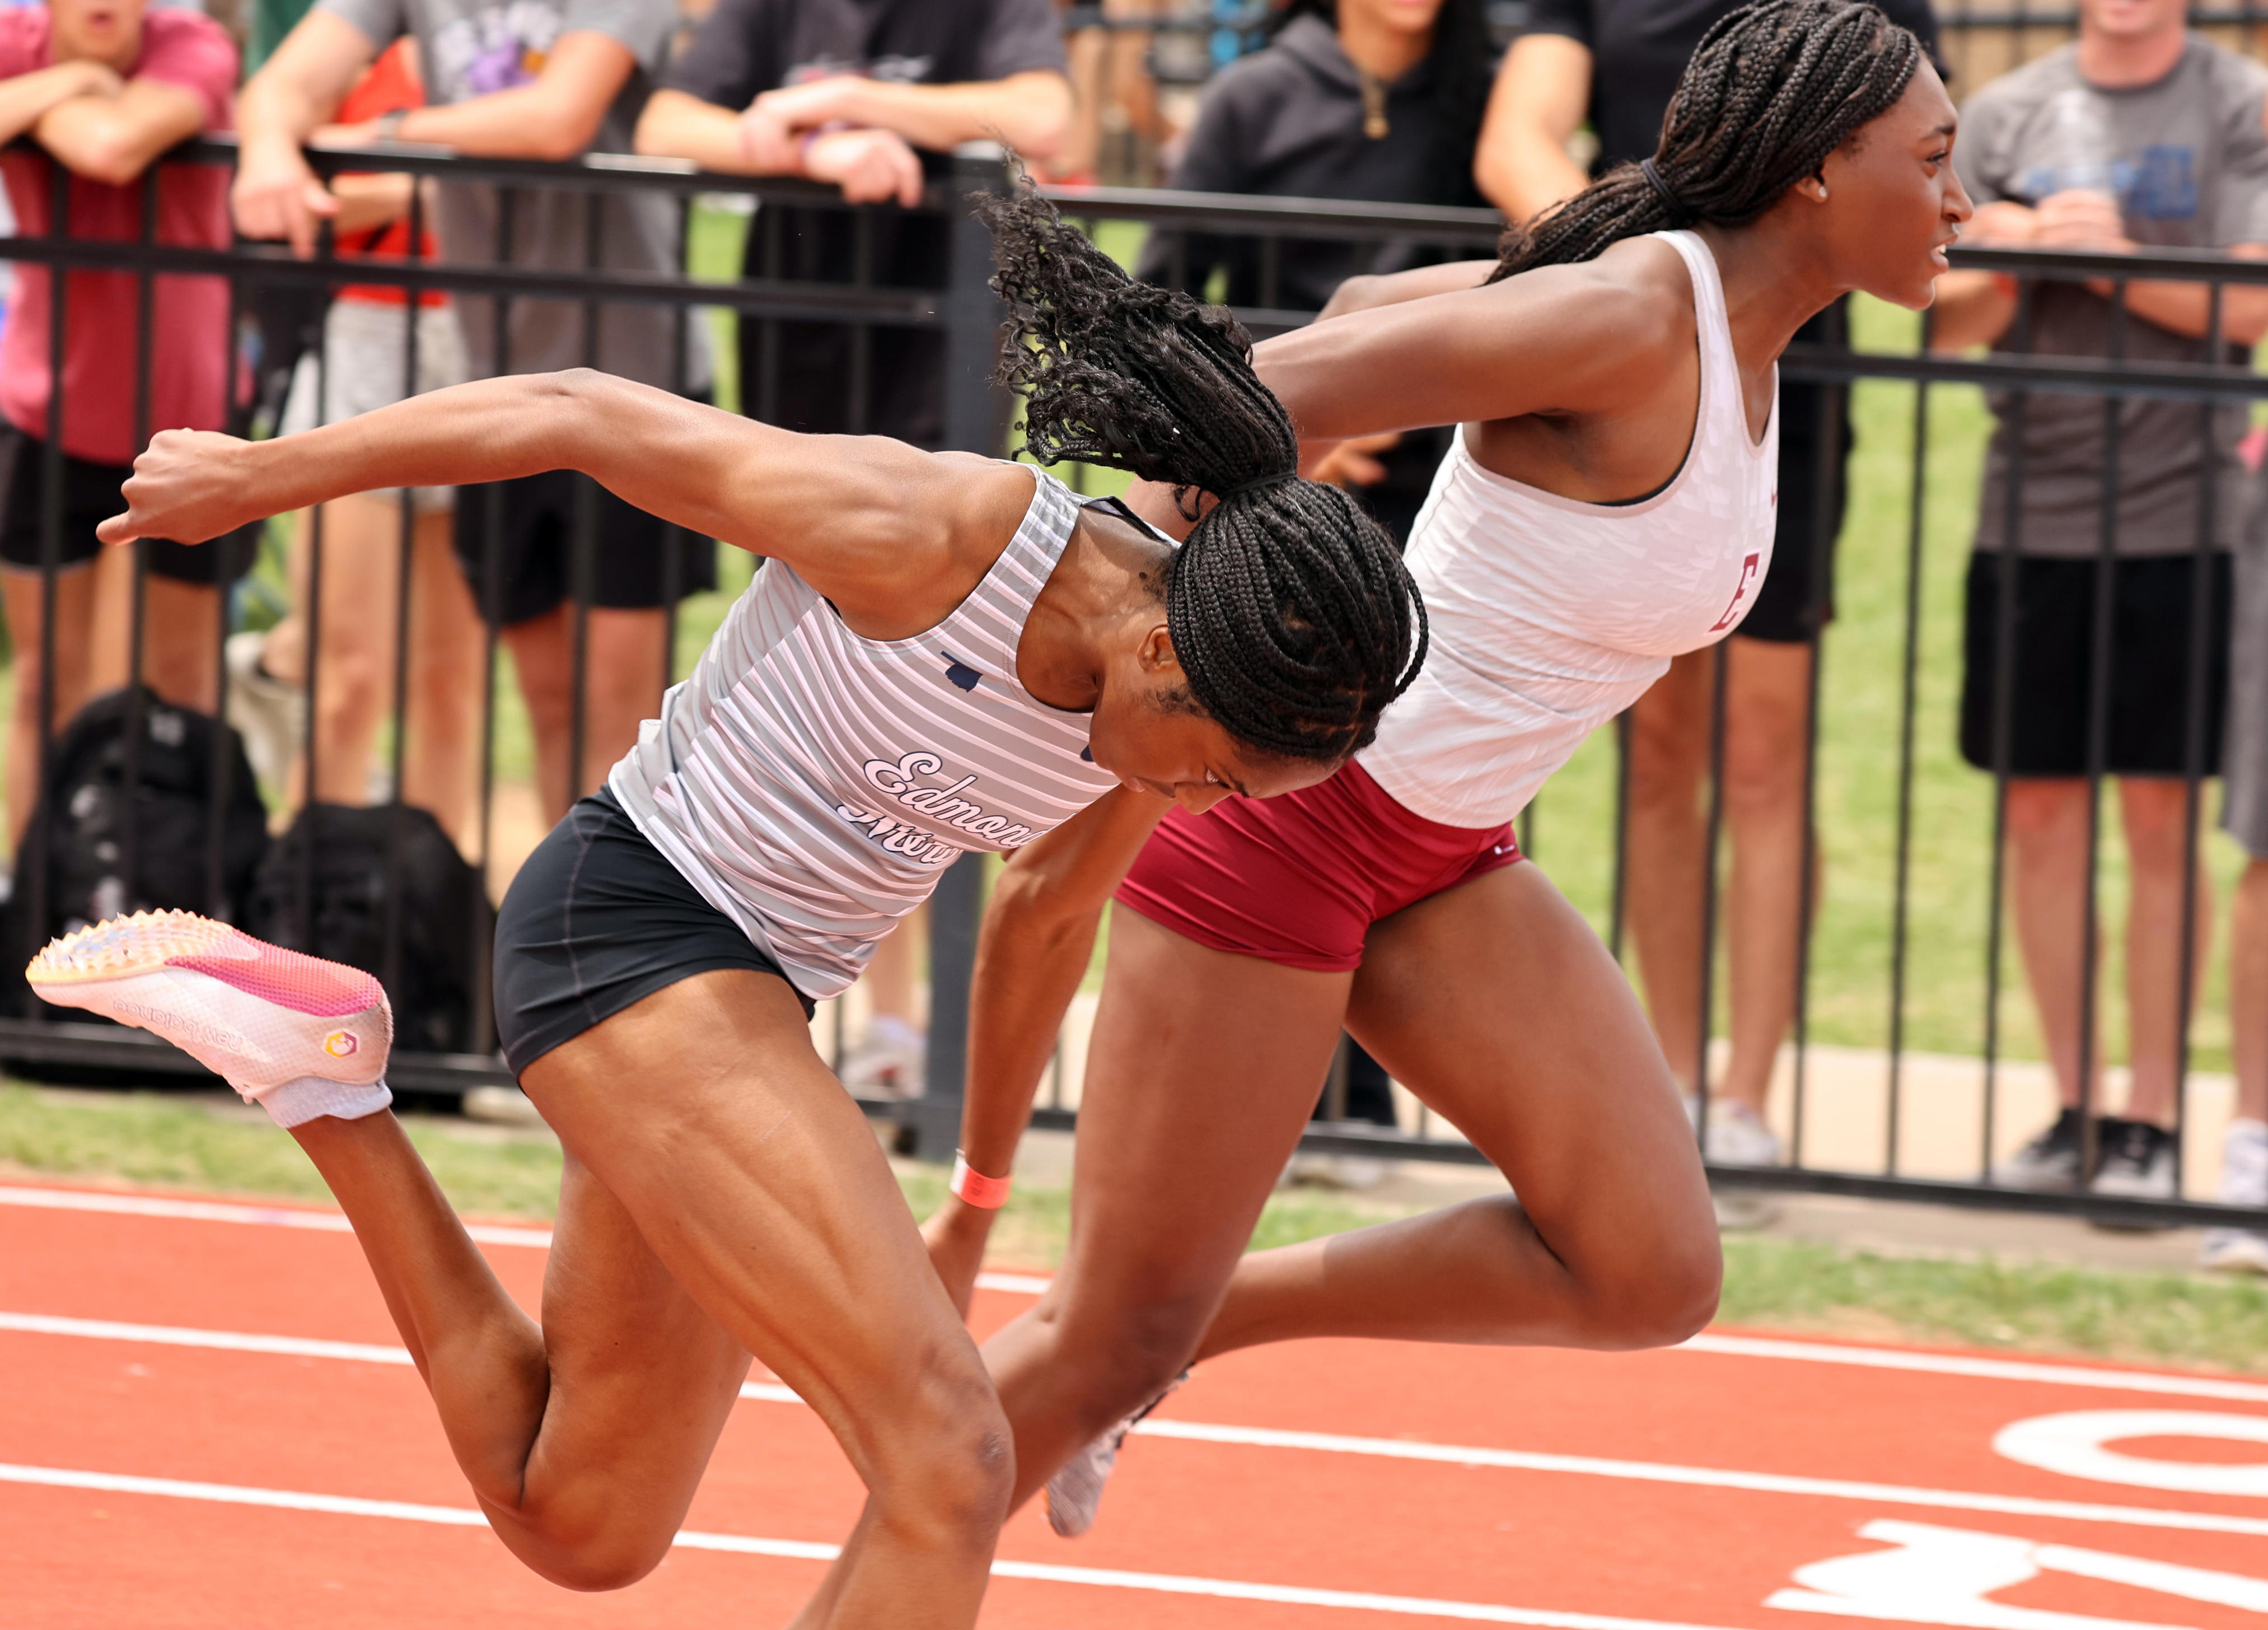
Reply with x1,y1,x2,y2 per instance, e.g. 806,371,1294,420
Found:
492,787,813,1076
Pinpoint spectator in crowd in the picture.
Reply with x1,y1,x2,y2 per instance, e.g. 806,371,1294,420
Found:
1133,0,1494,1161
227,40,483,849
2210,446,2268,1269
1932,0,2268,1199
1053,0,1172,185
634,0,1071,1083
234,0,716,826
633,0,1072,446
0,0,239,844
1474,0,1941,1167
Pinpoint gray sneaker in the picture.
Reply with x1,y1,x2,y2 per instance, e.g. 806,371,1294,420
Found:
1044,1371,1185,1539
1990,1108,2086,1191
2089,1117,2176,1201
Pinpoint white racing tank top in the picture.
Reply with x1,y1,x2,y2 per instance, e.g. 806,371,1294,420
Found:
1357,230,1780,829
610,465,1119,999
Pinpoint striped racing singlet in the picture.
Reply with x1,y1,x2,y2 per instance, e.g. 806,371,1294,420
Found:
610,465,1119,999
1356,230,1780,829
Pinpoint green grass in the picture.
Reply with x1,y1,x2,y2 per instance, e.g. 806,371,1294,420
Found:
7,1081,2266,1375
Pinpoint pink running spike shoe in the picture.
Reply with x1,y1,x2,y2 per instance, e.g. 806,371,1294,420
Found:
27,910,393,1127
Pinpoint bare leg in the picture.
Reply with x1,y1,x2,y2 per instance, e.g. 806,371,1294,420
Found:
2118,777,2213,1128
981,868,1718,1507
503,605,669,824
980,910,1348,1508
293,969,1009,1624
2004,778,2099,1113
398,513,483,846
1718,637,1819,1117
2235,860,2268,1127
1623,650,1712,1092
1195,863,1718,1361
90,561,221,715
2,561,97,846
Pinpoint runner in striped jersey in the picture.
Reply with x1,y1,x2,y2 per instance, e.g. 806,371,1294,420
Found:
60,186,1425,1627
922,0,1973,1540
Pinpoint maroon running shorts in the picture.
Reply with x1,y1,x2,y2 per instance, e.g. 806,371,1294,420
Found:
1113,759,1523,973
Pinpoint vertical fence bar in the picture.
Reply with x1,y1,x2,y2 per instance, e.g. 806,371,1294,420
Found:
208,264,244,918
120,169,158,917
30,162,69,956
2073,283,2132,1186
909,148,1012,1160
1793,352,1844,1172
660,193,689,693
1982,280,2034,1181
469,190,517,1057
566,190,602,810
2170,274,2225,1198
848,207,873,436
1887,333,1932,1166
382,170,425,1022
1610,708,1632,962
296,217,337,954
1693,639,1731,1155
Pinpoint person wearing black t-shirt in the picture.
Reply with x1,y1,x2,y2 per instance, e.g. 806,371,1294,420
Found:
1474,0,1941,1167
1137,0,1495,1160
634,0,1072,446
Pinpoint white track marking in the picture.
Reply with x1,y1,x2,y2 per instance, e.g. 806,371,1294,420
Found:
7,1310,2268,1538
0,1459,1762,1628
9,1183,2267,1402
0,1184,553,1248
0,1313,413,1365
1679,1334,2268,1407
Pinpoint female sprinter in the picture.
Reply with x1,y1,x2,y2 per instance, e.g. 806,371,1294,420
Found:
922,0,1972,1538
32,189,1425,1629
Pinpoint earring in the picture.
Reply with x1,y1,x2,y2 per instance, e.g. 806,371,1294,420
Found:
1816,181,1831,200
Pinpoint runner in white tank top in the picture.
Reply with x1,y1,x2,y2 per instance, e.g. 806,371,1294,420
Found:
1358,229,1779,830
931,0,1973,1539
68,190,1425,1626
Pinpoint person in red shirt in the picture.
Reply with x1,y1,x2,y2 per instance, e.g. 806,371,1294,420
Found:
235,39,483,849
0,0,237,844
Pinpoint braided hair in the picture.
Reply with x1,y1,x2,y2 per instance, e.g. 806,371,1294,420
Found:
979,185,1427,764
1493,0,1922,280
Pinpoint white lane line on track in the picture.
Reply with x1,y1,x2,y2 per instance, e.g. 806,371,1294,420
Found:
8,1310,2268,1538
0,1459,1760,1628
10,1183,2267,1401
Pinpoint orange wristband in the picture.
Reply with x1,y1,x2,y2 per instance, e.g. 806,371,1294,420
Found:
950,1152,1011,1209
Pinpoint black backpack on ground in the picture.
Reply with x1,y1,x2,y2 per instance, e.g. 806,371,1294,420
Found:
244,802,485,1056
2,687,269,1020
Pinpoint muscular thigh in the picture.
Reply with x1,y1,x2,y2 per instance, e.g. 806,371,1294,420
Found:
1347,863,1714,1272
1054,910,1350,1329
523,968,985,1478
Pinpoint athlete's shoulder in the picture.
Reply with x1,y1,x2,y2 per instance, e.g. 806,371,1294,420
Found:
1555,236,1698,364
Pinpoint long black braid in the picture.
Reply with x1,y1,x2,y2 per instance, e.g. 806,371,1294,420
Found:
979,185,1427,764
1493,0,1921,281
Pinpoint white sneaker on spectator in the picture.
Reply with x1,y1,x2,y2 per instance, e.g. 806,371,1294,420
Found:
836,1014,925,1100
1991,1107,2085,1191
2201,1118,2268,1274
225,630,304,790
1684,1097,1783,1167
2089,1118,2176,1201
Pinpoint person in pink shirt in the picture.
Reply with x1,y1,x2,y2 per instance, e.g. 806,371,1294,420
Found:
0,0,237,843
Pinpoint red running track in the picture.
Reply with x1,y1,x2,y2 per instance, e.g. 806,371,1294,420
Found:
4,1177,2268,1629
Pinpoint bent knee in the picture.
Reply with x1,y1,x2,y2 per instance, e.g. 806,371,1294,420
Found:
862,1351,1014,1552
500,1512,677,1594
1580,1237,1722,1351
1045,1286,1211,1422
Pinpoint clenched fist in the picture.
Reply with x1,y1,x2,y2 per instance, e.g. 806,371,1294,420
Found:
97,429,260,548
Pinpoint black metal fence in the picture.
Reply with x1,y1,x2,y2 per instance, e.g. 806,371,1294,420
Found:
1,137,2262,1235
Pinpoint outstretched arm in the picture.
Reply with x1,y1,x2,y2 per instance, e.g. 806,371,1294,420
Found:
922,786,1170,1315
102,370,1034,639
